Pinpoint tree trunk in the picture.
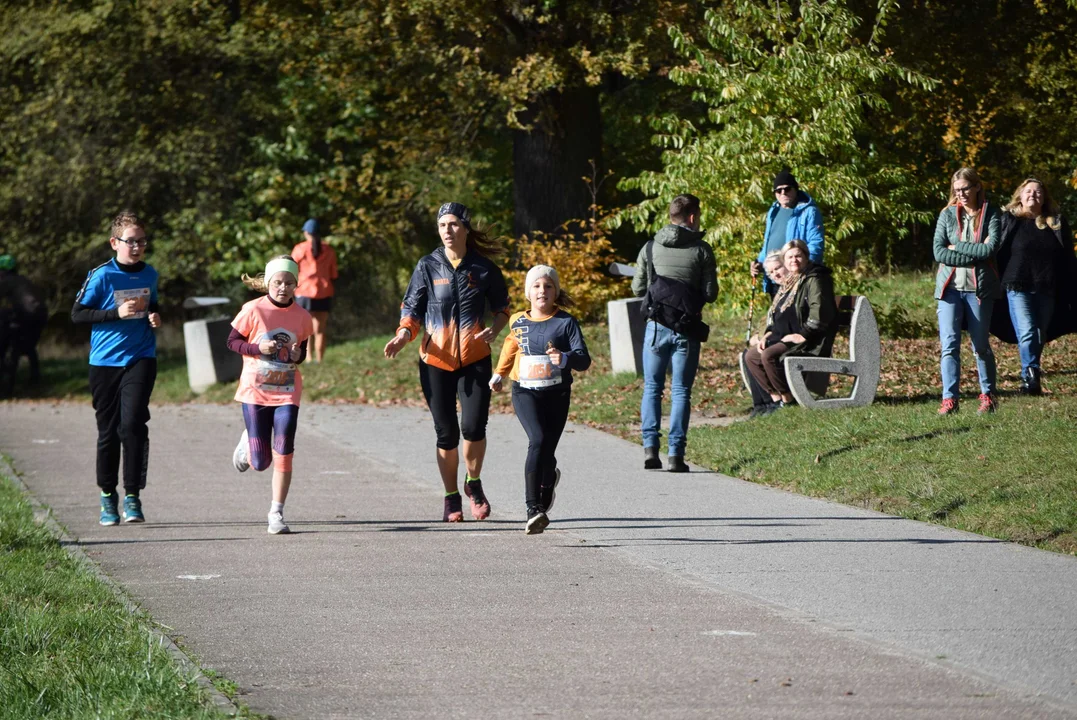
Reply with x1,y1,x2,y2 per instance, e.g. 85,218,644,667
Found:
512,85,602,238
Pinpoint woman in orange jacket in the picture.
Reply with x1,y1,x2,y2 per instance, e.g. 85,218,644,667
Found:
291,218,338,363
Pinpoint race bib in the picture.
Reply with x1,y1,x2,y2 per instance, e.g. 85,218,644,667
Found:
518,354,562,389
113,287,150,319
255,359,297,393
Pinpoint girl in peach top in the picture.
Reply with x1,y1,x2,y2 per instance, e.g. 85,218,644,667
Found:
227,255,314,534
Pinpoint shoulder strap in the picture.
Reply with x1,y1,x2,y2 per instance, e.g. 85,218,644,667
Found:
645,241,656,285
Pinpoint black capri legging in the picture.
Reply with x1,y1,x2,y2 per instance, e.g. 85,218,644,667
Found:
419,356,492,450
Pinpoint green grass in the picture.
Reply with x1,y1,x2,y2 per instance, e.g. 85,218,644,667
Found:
8,271,1077,554
688,399,1077,552
0,462,253,719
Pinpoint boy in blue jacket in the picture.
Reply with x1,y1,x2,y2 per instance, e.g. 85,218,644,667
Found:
71,210,161,525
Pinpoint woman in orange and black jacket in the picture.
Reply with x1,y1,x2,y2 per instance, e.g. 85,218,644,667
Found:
384,202,510,523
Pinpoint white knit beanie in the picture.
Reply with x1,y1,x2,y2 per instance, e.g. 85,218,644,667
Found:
524,265,560,302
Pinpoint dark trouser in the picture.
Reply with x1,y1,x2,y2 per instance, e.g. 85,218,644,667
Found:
241,403,300,471
89,357,157,495
419,356,492,450
511,385,571,510
746,363,771,408
744,342,792,397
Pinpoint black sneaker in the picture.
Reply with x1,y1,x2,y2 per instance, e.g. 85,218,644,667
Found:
525,506,549,535
1024,367,1043,395
748,404,769,418
443,493,463,522
542,468,561,513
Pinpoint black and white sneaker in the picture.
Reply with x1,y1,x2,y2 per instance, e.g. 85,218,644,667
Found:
525,506,549,535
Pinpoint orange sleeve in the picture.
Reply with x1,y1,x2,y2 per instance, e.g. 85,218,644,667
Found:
397,316,422,344
494,330,519,379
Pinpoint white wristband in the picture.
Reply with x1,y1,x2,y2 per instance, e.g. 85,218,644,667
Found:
397,328,411,341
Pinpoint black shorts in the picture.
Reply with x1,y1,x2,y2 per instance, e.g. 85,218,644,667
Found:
296,296,333,313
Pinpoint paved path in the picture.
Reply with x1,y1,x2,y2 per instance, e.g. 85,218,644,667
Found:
2,402,1075,719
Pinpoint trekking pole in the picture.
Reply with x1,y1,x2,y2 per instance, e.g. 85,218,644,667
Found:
745,274,757,346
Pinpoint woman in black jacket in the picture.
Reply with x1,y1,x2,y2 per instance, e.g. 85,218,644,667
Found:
994,179,1077,394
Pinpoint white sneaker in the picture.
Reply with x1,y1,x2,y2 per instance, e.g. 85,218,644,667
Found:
232,430,250,472
267,511,290,535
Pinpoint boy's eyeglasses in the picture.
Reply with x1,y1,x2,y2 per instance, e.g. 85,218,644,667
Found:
113,237,149,248
775,186,796,195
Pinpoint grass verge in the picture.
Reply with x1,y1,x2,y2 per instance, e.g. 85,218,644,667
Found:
0,459,252,719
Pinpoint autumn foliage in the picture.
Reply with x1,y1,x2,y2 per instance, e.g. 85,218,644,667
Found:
503,216,623,322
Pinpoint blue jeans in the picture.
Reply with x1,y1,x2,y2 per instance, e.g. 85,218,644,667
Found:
1006,289,1054,373
937,288,995,399
640,321,700,457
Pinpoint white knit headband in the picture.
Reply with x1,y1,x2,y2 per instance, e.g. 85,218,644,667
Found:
265,257,299,282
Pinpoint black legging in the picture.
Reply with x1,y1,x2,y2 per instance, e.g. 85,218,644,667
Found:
511,386,571,509
419,356,492,450
89,357,157,495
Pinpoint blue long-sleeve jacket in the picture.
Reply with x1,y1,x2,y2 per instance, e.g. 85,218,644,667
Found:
757,191,825,293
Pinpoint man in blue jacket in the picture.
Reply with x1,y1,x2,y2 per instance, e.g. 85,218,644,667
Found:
750,170,825,295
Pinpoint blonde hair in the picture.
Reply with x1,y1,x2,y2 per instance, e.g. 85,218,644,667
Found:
1004,177,1062,230
946,167,986,209
242,255,297,292
781,239,810,267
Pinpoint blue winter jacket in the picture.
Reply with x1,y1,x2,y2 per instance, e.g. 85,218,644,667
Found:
757,191,825,293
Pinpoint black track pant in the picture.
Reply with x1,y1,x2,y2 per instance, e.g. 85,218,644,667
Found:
89,357,157,495
511,385,571,510
419,356,492,450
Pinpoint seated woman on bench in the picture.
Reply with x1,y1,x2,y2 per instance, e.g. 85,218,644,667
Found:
743,239,836,413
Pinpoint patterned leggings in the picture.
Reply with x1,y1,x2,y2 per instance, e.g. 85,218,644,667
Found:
241,403,300,472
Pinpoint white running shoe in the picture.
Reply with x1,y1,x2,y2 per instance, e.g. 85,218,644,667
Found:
232,430,250,473
267,511,290,535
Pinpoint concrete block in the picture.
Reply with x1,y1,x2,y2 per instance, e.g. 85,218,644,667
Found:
184,317,242,393
607,297,646,376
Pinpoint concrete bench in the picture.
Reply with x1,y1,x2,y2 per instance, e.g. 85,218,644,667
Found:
785,295,880,408
739,295,880,409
